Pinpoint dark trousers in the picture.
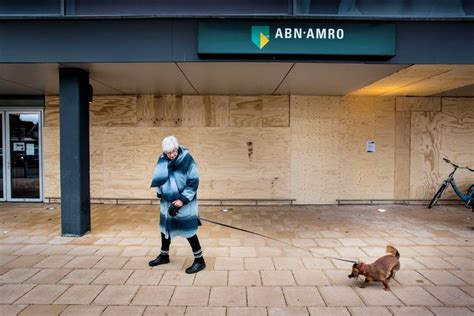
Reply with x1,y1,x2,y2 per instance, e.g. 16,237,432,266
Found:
161,233,203,260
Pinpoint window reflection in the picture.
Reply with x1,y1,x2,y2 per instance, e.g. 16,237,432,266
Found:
0,0,62,15
9,113,40,199
74,0,289,15
297,0,473,17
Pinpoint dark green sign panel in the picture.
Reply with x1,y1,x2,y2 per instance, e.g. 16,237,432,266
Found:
198,22,396,57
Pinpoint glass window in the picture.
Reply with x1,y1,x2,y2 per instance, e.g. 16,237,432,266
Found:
296,0,474,17
8,113,41,199
73,0,290,16
0,0,62,15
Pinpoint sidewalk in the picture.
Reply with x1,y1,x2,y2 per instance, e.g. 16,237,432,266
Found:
0,203,473,315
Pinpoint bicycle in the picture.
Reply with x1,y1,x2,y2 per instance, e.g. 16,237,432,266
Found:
428,158,474,211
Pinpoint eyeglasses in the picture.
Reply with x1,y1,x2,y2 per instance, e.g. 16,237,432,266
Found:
164,148,178,156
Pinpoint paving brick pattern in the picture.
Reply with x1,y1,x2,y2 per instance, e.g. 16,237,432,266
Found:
0,204,473,315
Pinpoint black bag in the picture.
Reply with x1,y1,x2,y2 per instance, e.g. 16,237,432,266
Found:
168,204,180,217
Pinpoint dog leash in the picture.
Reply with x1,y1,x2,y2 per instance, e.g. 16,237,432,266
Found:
201,217,357,264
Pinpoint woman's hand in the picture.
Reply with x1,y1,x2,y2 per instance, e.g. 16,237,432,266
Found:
172,199,184,207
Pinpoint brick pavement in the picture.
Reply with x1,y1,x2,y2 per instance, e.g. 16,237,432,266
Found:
0,203,473,315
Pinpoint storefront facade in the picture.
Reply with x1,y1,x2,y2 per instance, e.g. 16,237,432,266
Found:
0,1,473,235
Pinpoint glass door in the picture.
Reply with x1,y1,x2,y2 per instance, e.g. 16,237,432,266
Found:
5,111,43,201
0,112,4,201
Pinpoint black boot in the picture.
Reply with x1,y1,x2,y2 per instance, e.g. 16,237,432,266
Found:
148,255,170,267
185,257,206,274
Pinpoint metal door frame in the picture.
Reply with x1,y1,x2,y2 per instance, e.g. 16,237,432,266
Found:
3,109,44,202
0,112,5,201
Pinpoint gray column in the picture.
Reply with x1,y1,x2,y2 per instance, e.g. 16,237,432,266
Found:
59,68,93,236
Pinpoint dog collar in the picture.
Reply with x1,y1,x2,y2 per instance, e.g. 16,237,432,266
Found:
358,263,365,274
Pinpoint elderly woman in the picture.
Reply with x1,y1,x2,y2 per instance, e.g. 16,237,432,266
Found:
149,136,205,274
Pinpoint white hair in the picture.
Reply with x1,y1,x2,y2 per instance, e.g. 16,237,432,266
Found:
162,135,179,152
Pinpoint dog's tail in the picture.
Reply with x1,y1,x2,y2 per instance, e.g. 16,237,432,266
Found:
386,245,400,258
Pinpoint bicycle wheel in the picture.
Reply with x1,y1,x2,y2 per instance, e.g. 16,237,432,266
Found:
428,183,448,208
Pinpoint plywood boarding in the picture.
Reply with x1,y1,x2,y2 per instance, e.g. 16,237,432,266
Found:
290,96,343,204
394,110,411,199
195,127,291,199
138,95,230,128
289,96,308,204
42,93,470,203
90,127,104,197
262,95,289,127
45,96,59,127
44,95,137,127
409,97,473,199
101,127,290,199
230,96,289,127
43,126,60,197
339,97,372,200
43,126,105,198
338,97,395,200
90,96,137,126
136,95,155,127
410,111,443,199
181,96,230,127
396,97,441,112
153,95,183,127
373,97,396,199
230,96,263,127
438,98,474,198
102,127,158,198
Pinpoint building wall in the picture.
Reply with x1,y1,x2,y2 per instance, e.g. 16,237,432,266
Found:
44,95,473,204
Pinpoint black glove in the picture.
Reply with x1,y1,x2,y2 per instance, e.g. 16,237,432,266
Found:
168,204,180,217
156,193,162,199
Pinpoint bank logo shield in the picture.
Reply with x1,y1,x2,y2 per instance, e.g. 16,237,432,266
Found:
251,26,270,49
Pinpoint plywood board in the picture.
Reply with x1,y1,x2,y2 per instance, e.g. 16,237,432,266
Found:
207,96,230,127
229,96,262,127
153,95,183,127
262,95,289,127
100,126,290,199
43,126,60,197
45,96,59,127
373,97,396,199
90,96,137,126
41,94,471,204
289,96,308,204
191,127,291,199
394,110,411,199
339,97,377,200
181,96,230,127
90,127,104,197
290,96,342,204
438,98,474,198
136,95,155,127
410,112,443,199
102,127,157,198
181,95,206,127
209,96,289,127
396,97,441,112
45,95,138,127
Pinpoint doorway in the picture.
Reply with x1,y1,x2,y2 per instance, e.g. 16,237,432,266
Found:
0,110,43,202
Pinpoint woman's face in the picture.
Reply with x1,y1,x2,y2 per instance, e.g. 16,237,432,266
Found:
164,147,178,160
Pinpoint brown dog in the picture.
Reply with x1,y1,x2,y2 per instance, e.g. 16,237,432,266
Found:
348,245,400,291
